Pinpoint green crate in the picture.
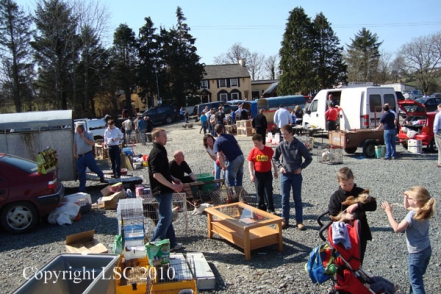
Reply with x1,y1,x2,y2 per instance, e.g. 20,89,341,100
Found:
191,173,214,195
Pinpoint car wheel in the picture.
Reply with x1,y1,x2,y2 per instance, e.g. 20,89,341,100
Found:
165,116,173,124
428,138,437,153
1,202,39,234
344,147,357,154
362,140,376,158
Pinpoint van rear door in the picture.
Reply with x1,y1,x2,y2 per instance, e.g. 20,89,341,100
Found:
365,88,397,128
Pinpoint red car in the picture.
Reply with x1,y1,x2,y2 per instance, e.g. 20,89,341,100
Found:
398,100,437,151
0,154,64,234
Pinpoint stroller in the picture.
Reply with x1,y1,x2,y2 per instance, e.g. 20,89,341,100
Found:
310,211,397,294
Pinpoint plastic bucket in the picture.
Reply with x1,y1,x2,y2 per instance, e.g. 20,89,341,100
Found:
375,145,385,159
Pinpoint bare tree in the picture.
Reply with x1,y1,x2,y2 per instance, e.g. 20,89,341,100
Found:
398,32,441,92
72,0,110,43
247,52,265,80
213,42,250,64
264,55,278,80
376,50,393,84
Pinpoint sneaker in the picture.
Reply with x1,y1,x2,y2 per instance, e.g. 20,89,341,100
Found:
172,243,183,251
297,223,306,231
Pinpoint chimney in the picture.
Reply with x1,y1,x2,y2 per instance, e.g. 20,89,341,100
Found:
239,59,246,67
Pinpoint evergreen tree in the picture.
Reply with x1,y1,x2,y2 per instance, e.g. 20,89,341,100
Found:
278,7,315,95
76,25,109,117
137,16,160,108
111,23,138,114
312,13,347,91
159,7,204,106
345,27,382,83
32,0,79,110
0,0,34,112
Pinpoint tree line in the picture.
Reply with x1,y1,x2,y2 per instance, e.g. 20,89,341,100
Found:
0,0,204,118
1,1,440,117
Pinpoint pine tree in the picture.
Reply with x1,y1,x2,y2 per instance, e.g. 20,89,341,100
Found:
111,23,138,114
345,28,382,83
159,7,204,106
0,0,34,112
312,13,347,90
137,16,160,108
32,0,79,110
278,7,315,95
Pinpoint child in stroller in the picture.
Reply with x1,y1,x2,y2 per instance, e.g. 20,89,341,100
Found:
316,215,402,294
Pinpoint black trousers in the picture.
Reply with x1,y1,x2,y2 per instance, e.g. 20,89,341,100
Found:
255,127,266,144
326,120,336,131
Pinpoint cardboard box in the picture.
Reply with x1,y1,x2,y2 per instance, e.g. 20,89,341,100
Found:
99,190,126,210
408,146,422,154
408,139,422,147
65,230,108,254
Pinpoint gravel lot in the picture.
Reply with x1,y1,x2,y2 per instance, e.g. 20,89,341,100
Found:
1,122,440,294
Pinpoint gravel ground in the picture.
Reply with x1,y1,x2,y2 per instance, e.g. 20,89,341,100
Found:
1,122,440,294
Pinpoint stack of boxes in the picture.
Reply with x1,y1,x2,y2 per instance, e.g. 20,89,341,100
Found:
408,139,423,154
236,120,253,136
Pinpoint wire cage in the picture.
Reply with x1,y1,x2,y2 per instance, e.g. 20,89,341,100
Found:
296,135,315,151
317,146,343,165
117,198,145,248
142,193,188,240
209,185,257,207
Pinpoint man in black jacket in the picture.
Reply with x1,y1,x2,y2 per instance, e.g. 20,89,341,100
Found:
148,128,184,251
252,108,268,144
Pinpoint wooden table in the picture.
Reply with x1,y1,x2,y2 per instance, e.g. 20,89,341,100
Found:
205,202,283,260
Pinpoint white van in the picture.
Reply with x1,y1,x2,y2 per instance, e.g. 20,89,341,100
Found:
303,86,398,130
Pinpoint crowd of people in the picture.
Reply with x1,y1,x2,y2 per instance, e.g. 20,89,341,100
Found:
73,104,436,293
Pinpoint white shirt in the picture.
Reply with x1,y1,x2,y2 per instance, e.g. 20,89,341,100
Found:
433,110,441,134
274,107,292,128
104,127,123,146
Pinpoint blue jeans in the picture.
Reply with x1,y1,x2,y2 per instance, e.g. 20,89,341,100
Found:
151,193,177,248
210,124,216,137
76,151,104,192
384,129,396,158
408,246,431,294
254,171,274,211
139,129,146,145
225,155,244,186
108,145,121,177
280,173,303,224
200,122,207,134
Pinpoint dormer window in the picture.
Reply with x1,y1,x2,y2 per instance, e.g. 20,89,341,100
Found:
218,79,227,88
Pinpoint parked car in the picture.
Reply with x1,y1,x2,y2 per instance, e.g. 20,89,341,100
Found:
415,97,441,112
431,93,441,98
0,153,65,234
403,90,423,100
74,117,107,141
142,104,177,125
397,100,437,151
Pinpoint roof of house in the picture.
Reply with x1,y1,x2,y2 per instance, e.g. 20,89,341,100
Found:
203,64,250,80
251,79,279,85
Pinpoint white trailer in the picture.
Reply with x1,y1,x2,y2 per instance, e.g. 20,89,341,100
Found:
0,110,75,181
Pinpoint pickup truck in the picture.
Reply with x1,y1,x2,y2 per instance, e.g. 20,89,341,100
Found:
74,117,107,141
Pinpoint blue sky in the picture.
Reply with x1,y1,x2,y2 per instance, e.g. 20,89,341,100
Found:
20,0,441,65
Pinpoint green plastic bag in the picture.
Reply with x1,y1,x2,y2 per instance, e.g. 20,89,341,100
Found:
113,234,123,254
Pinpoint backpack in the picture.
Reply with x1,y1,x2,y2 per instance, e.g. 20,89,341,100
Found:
305,244,337,284
209,114,216,125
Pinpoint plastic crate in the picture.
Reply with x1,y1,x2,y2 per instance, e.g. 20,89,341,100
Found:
191,173,214,194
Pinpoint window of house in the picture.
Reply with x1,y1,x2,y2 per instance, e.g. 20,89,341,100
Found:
220,93,228,102
218,79,227,88
231,92,239,100
200,80,208,89
230,78,238,87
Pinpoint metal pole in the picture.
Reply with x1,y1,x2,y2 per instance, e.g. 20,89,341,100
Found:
155,70,160,103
